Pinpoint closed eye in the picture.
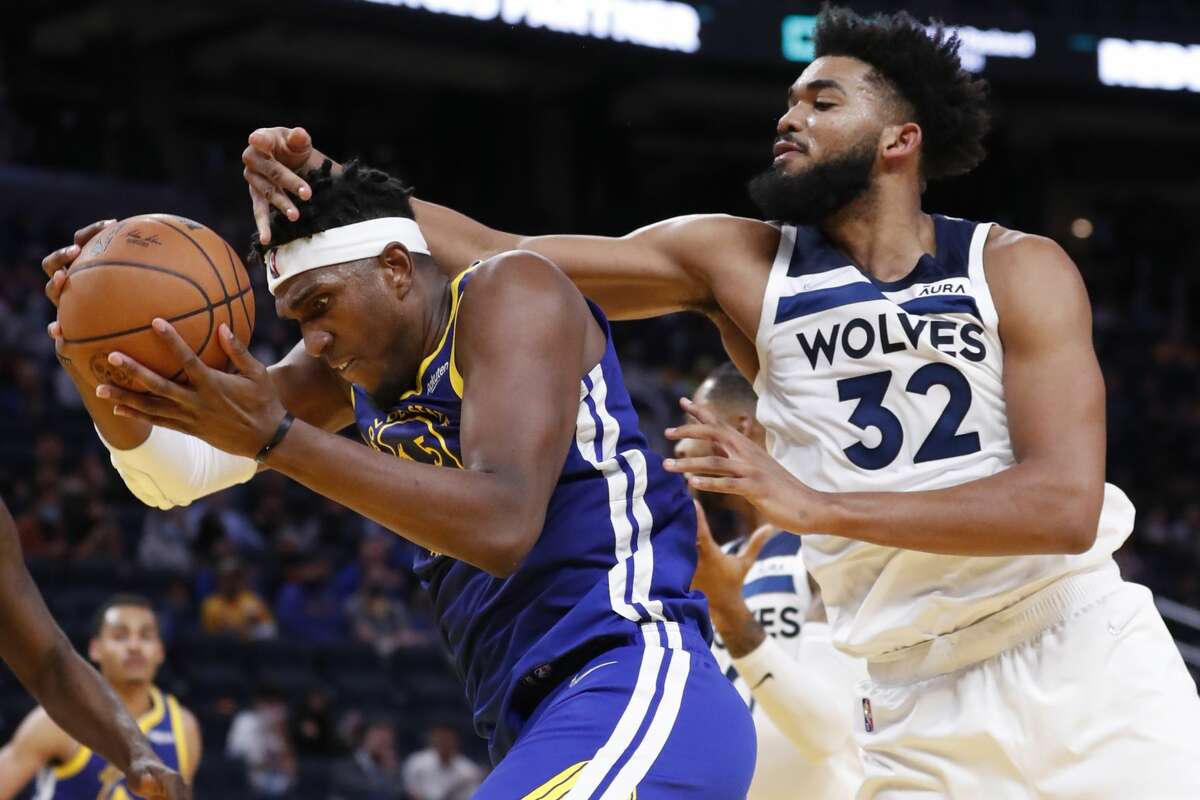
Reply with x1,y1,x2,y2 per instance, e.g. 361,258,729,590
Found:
814,100,836,111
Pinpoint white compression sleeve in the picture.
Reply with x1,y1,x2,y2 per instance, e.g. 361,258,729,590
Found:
732,626,858,762
96,426,258,510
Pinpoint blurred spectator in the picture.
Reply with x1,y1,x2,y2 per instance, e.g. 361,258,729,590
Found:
347,582,431,658
331,717,407,800
227,686,297,797
157,576,196,644
138,507,196,575
290,686,342,758
276,557,347,643
201,558,276,640
402,724,485,800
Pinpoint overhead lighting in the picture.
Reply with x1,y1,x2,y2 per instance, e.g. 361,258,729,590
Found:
1098,37,1200,92
1071,218,1094,239
364,0,702,54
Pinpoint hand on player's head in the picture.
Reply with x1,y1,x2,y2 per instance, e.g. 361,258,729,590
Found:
242,126,325,245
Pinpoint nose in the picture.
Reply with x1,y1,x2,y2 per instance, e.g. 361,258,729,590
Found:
303,327,333,359
777,105,805,137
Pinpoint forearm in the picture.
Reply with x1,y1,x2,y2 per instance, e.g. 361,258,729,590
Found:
29,637,151,774
263,419,536,575
813,462,1103,556
709,598,767,660
58,362,150,450
732,634,852,761
412,199,521,276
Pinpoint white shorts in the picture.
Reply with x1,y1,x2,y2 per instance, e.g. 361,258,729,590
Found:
855,564,1200,799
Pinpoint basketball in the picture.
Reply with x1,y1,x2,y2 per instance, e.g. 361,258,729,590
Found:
57,214,255,386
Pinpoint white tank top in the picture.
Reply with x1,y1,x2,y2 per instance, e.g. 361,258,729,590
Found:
752,215,1135,659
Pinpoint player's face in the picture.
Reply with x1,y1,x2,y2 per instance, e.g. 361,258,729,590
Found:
773,56,888,177
276,257,422,399
748,56,889,224
89,605,164,685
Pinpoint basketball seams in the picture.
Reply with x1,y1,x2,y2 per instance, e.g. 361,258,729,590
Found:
224,241,255,333
69,259,213,304
156,217,233,360
60,285,251,345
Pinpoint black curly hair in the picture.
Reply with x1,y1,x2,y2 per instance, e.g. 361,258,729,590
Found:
813,5,991,180
251,158,416,263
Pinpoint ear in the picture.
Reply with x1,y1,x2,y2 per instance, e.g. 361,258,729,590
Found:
881,121,922,164
731,413,756,438
378,241,415,296
87,639,101,663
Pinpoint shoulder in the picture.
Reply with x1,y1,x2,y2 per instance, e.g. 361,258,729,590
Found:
11,706,76,761
983,225,1083,289
982,226,1090,339
459,251,590,333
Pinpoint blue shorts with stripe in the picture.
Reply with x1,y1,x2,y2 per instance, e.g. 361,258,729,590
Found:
476,623,756,799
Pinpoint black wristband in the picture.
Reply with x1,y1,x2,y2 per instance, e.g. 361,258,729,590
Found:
255,412,295,463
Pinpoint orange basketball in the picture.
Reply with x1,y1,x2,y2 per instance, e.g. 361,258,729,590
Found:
57,214,255,386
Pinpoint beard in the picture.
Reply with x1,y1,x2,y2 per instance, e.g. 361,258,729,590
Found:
748,136,878,225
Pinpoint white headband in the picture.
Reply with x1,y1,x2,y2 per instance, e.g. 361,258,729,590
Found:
264,216,430,295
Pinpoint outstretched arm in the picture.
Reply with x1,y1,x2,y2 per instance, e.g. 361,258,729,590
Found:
240,126,781,324
667,230,1108,556
0,499,187,799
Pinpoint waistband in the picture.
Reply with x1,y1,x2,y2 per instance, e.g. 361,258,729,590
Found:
867,561,1123,686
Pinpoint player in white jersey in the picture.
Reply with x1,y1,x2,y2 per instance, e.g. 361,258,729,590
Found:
677,363,864,800
239,7,1200,797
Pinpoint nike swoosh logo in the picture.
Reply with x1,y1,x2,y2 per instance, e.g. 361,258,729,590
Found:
750,673,774,691
570,660,619,688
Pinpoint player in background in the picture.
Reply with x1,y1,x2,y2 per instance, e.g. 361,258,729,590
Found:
237,6,1200,796
42,161,755,798
0,595,200,800
678,363,864,800
0,500,189,800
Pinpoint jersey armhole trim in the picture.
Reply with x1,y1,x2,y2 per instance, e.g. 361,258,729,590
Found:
753,224,795,397
967,222,999,330
167,695,190,780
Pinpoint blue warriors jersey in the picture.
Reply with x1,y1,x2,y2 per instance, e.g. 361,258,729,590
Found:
36,687,190,800
352,266,709,762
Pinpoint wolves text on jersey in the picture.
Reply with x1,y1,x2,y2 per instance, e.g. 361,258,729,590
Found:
796,312,987,370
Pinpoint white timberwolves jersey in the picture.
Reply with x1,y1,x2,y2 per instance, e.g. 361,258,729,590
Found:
753,215,1135,659
711,533,862,800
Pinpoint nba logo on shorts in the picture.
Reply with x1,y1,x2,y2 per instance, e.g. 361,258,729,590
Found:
862,698,874,733
266,250,280,280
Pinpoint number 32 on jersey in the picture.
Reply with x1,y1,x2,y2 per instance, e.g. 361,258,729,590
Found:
837,364,981,470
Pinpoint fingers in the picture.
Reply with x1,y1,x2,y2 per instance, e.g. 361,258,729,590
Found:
684,475,745,495
44,270,68,307
41,245,79,279
96,383,192,423
41,219,115,280
151,319,209,384
740,524,777,564
680,396,723,426
105,352,191,400
244,165,300,222
74,218,117,248
285,126,312,156
664,455,743,477
242,141,311,201
47,321,63,342
219,324,263,376
692,499,716,547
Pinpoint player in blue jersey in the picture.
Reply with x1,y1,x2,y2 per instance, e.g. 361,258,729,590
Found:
0,593,199,799
45,161,755,798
